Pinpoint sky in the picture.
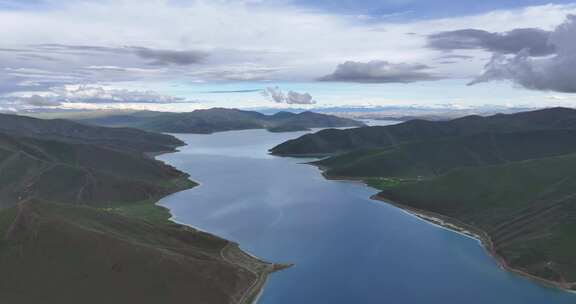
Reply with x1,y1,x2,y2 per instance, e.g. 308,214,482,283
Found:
2,0,576,112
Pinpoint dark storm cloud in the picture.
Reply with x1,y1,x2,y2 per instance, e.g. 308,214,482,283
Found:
319,60,442,83
469,15,576,93
428,28,556,56
131,47,208,65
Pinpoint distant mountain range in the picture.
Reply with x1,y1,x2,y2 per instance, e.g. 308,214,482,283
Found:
0,113,183,154
271,107,576,289
0,113,280,303
271,107,576,155
255,105,538,121
314,129,576,179
71,108,366,133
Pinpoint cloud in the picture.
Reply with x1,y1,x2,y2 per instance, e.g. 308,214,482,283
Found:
131,47,208,66
261,86,317,104
319,60,442,83
286,91,316,105
0,85,190,111
0,94,62,112
194,66,281,81
34,44,208,65
262,86,285,102
0,76,63,95
16,95,62,107
53,85,187,103
0,1,575,111
203,89,262,93
428,28,555,56
437,54,473,60
34,43,127,54
24,95,60,106
469,15,576,93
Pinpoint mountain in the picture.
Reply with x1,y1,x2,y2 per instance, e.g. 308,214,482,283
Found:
270,107,576,156
0,200,280,304
74,108,366,134
275,107,576,290
0,114,283,303
314,129,576,179
0,132,193,210
376,154,576,287
0,113,183,154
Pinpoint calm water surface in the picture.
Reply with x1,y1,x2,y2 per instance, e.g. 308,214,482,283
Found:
157,129,575,304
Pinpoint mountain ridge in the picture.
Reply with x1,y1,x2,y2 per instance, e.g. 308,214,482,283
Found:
0,113,281,303
270,107,576,156
0,112,183,154
274,106,576,290
71,108,366,134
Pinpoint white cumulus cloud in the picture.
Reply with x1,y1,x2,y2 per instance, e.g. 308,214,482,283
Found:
262,86,316,104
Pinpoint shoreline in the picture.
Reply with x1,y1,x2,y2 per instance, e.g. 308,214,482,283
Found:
154,143,291,304
158,179,292,304
370,193,576,293
309,163,576,293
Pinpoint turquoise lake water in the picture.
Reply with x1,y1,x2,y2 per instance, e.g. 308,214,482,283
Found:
157,129,576,304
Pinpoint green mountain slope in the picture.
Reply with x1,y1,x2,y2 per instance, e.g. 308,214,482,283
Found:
0,201,278,304
0,113,183,154
74,108,365,134
0,133,193,210
271,107,576,156
315,129,576,179
0,114,282,303
284,107,576,290
376,154,576,286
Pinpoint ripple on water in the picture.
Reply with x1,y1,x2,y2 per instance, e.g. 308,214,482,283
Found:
158,130,576,304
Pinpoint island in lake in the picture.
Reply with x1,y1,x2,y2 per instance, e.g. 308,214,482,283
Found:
271,107,576,290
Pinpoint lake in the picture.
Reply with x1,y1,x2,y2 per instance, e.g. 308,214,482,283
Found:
157,129,575,304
